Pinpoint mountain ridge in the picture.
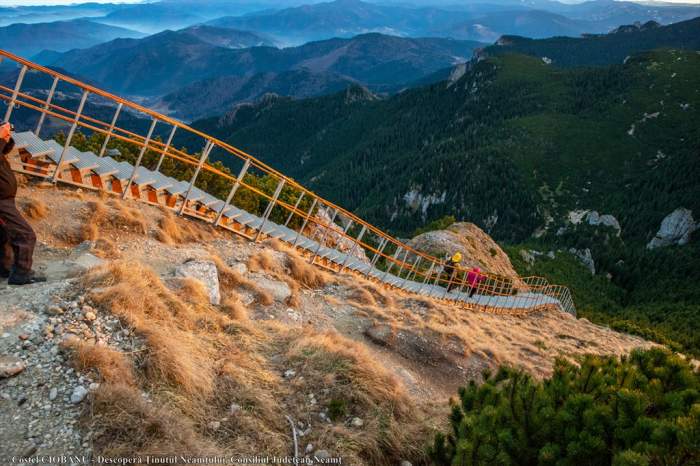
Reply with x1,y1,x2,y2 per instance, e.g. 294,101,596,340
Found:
48,31,483,97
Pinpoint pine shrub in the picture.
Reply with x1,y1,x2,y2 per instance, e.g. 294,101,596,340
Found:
429,348,699,465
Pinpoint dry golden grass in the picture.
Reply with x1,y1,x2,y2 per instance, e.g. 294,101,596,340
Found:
109,200,148,235
74,257,430,463
18,198,48,220
211,254,273,306
89,383,218,457
155,210,205,245
248,250,283,275
174,277,211,305
84,261,217,397
285,249,331,289
287,330,426,464
66,340,137,386
221,296,249,321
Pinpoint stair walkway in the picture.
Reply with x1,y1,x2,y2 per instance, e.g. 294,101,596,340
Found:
9,129,566,314
0,48,575,316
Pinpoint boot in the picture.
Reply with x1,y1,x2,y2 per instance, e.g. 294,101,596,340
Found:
0,266,9,279
8,268,47,286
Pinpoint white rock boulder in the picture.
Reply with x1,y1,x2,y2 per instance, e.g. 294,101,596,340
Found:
569,248,595,275
647,208,697,249
175,260,221,305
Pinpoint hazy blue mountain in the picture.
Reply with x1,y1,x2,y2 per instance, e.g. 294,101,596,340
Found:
0,3,127,27
546,0,700,28
482,16,700,67
160,69,357,120
0,19,144,58
92,0,304,34
49,31,482,97
448,9,595,41
207,0,478,44
171,25,276,48
206,0,700,44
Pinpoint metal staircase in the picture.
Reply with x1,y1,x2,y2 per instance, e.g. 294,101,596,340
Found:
0,48,576,316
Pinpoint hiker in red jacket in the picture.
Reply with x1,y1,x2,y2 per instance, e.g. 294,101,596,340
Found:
0,122,46,285
466,266,485,298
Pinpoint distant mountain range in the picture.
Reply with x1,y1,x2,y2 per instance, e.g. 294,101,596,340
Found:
46,31,482,98
483,16,700,67
0,19,144,58
206,0,700,44
1,0,699,45
160,70,357,120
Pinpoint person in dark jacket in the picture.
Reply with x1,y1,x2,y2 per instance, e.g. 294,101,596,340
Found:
0,122,46,285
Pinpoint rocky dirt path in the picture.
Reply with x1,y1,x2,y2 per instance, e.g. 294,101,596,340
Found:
0,243,141,462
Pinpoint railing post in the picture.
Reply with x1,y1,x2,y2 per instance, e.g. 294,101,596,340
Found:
98,102,123,157
122,118,157,199
179,140,214,216
155,125,177,172
366,238,387,277
416,261,434,295
340,225,366,273
407,256,422,282
426,262,444,297
380,246,402,282
4,65,27,122
254,178,286,242
34,76,59,136
284,192,304,227
310,207,338,264
396,248,410,279
293,198,318,247
215,158,251,226
51,89,88,183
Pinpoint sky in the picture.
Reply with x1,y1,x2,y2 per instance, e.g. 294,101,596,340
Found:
0,0,698,5
0,1,143,5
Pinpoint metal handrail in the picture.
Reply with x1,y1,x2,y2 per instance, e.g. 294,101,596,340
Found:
0,48,576,315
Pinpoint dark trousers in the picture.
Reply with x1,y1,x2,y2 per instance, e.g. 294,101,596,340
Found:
0,197,36,273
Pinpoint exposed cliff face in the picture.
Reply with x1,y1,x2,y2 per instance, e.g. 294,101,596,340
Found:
647,207,697,249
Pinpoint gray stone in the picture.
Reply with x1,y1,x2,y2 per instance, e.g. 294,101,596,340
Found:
647,208,697,249
284,369,296,378
208,421,221,431
314,450,331,460
364,324,394,346
70,386,88,404
350,417,364,428
400,461,413,466
255,276,291,302
0,356,26,378
231,262,247,275
72,253,105,271
569,248,595,275
305,443,314,454
49,388,58,401
175,260,221,305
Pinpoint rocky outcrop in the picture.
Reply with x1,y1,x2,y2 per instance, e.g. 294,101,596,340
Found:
569,248,595,275
406,222,520,282
175,260,221,305
566,210,621,236
647,208,697,249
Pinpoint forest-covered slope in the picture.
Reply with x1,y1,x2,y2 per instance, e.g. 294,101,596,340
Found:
191,49,699,244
